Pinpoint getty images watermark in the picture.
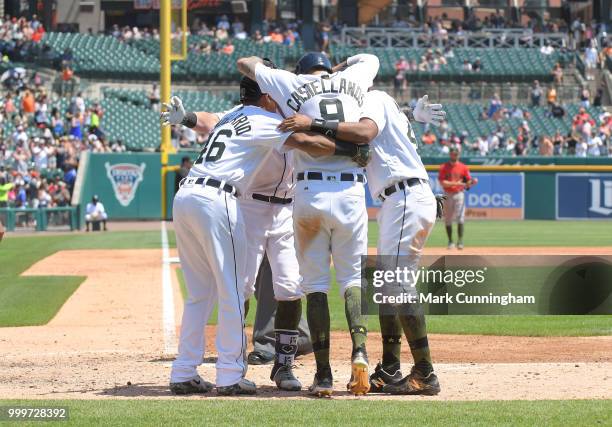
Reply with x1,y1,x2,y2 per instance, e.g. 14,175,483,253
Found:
370,265,536,305
360,255,612,316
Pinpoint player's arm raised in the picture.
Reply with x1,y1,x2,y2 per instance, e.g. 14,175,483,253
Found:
278,114,378,145
236,56,263,81
160,96,220,135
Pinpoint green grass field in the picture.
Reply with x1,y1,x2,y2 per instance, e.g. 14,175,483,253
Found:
0,399,609,426
370,220,612,248
177,269,611,336
0,231,162,326
1,222,611,424
2,221,611,333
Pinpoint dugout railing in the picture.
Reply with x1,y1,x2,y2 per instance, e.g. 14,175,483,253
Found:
0,207,79,232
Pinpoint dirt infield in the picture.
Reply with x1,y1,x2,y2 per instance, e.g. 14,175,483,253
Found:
0,248,610,401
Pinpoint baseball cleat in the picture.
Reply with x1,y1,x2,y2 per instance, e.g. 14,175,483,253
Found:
447,242,455,250
216,378,257,396
347,348,370,395
382,366,441,396
271,363,302,391
308,369,333,398
170,375,214,395
369,362,403,393
247,350,274,365
457,241,464,250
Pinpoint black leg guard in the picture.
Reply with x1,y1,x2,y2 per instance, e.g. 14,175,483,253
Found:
307,292,331,373
275,299,301,331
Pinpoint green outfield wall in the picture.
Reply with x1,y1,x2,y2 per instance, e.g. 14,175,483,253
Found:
78,153,612,223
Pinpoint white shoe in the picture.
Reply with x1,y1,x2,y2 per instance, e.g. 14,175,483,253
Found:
447,242,455,250
457,241,464,250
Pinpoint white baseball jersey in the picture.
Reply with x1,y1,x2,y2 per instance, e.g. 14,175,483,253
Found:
86,201,106,217
360,90,429,199
215,107,294,198
254,54,379,174
188,105,291,194
171,104,292,387
248,151,293,198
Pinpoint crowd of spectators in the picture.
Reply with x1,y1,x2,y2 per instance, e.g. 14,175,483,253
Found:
419,100,612,158
0,14,46,63
0,68,125,210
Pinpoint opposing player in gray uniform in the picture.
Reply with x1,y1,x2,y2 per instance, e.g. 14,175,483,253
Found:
161,77,369,394
280,90,446,395
238,52,379,396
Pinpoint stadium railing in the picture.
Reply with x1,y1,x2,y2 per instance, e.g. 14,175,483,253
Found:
0,207,79,232
339,27,569,49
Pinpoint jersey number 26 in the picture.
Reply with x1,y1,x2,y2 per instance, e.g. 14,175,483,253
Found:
195,129,230,164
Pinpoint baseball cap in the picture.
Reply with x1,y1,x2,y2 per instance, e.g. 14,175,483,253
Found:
449,146,460,154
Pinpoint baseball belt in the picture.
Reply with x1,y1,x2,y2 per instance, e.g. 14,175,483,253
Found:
297,172,365,183
252,193,293,205
378,178,427,202
180,176,237,196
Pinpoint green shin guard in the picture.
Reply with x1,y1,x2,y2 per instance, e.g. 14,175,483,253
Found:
307,292,331,372
344,287,367,352
275,299,301,331
399,313,433,375
379,308,402,369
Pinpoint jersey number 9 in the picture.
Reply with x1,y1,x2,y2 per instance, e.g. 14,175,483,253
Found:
319,99,345,122
195,129,230,164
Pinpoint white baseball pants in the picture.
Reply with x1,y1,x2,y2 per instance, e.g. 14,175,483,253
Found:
170,185,247,387
378,181,437,296
241,198,302,301
293,178,368,296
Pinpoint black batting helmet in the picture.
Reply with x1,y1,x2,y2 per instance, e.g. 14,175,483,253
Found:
239,76,263,103
295,52,332,75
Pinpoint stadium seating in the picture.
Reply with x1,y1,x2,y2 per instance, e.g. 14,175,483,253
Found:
100,88,235,150
96,89,605,153
330,46,572,82
36,32,568,83
43,32,160,79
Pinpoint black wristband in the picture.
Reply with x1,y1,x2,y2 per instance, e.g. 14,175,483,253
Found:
333,140,358,157
311,118,338,138
181,111,197,128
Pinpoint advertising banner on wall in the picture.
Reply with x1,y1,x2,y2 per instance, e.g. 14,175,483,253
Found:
366,173,524,220
557,173,612,220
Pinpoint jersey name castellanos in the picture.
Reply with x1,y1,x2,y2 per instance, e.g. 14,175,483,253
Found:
254,54,379,174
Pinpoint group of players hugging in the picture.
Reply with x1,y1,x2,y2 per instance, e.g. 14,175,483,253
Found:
160,51,446,397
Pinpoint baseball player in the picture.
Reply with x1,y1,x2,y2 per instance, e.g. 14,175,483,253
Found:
237,52,379,396
162,77,369,395
438,147,477,250
280,90,446,395
161,78,324,390
85,195,107,231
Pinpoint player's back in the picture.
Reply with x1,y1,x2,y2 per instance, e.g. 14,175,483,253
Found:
364,90,429,198
255,54,379,174
291,71,366,173
188,105,289,195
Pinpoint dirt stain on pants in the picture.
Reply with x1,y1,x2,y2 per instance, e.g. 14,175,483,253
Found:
295,216,322,255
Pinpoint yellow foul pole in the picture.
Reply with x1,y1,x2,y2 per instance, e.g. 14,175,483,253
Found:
160,0,171,219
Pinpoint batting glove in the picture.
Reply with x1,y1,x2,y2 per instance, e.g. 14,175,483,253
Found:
160,96,186,126
413,95,446,127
